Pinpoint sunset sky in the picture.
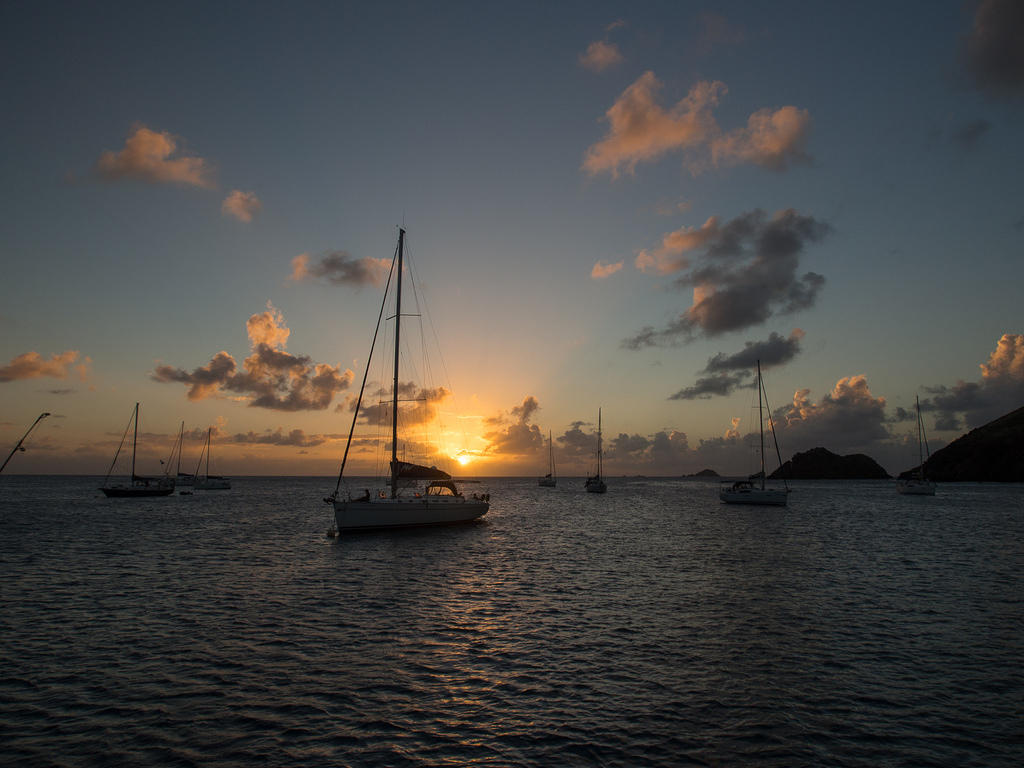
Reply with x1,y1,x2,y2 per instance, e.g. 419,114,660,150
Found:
2,1,1022,478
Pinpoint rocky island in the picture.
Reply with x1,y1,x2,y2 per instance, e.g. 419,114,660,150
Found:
919,405,1024,482
769,447,890,480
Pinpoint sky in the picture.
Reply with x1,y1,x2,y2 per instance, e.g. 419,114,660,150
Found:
1,0,1022,479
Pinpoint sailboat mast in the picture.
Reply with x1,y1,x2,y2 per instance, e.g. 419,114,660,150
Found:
921,397,929,468
175,421,183,477
549,429,555,478
206,427,211,477
597,408,603,478
390,228,405,499
131,402,139,482
757,361,765,490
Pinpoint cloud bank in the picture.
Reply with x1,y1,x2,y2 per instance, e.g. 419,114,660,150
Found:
923,333,1024,430
483,396,544,455
152,303,353,410
583,72,811,177
95,125,213,187
626,209,829,347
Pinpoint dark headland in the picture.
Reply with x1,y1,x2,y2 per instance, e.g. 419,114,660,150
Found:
770,447,890,480
918,404,1024,482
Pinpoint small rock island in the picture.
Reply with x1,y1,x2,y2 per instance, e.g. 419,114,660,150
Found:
769,447,890,479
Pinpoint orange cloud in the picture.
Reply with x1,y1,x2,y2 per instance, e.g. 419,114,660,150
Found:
95,125,213,187
0,350,81,382
635,216,719,275
483,396,543,456
152,303,353,411
583,73,725,177
583,72,812,177
222,190,262,222
579,40,623,72
591,260,624,279
711,106,812,170
980,333,1024,380
247,302,291,348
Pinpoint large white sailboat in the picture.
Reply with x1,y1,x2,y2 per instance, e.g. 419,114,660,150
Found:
325,228,489,531
720,361,788,506
584,409,607,494
538,429,556,487
897,396,936,495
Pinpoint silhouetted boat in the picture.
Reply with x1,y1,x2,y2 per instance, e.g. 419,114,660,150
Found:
538,429,557,487
897,395,936,496
193,426,231,490
100,403,176,497
720,361,787,506
584,409,607,493
324,228,489,531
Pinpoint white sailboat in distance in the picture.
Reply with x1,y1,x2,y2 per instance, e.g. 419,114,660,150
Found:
897,395,936,495
720,361,788,506
538,429,556,487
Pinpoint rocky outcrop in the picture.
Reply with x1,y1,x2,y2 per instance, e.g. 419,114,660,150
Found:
769,447,890,479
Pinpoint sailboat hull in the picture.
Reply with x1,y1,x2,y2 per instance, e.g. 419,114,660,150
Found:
333,497,489,531
101,483,175,498
584,478,607,493
538,476,556,487
719,485,787,506
897,479,936,495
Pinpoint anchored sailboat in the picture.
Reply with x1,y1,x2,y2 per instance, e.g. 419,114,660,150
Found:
538,429,556,487
193,427,231,490
584,409,607,493
897,396,936,495
719,361,788,506
100,403,176,497
324,228,489,531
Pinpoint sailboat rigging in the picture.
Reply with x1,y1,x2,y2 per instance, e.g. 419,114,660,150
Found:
584,408,607,493
100,403,176,497
719,361,788,506
538,429,556,487
324,228,489,531
193,427,231,490
897,395,936,495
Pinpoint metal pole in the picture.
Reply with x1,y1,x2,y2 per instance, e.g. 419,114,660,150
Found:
391,228,405,499
0,412,50,474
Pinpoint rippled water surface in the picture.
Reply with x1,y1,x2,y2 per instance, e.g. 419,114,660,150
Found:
2,476,1022,766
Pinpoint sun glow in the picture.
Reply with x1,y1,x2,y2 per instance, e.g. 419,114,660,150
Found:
456,453,473,466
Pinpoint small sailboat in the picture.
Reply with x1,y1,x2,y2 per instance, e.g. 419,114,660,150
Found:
100,403,176,497
720,361,788,506
538,429,557,487
193,427,231,490
897,395,936,496
584,409,607,493
324,228,489,531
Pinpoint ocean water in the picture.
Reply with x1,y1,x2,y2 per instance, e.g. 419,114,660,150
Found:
1,476,1022,767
